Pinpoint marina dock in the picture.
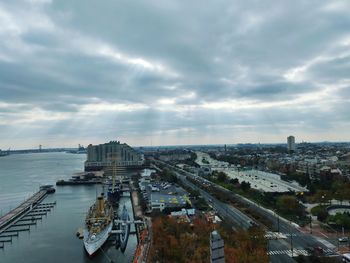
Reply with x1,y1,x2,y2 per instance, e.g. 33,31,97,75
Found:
0,189,56,249
0,190,47,230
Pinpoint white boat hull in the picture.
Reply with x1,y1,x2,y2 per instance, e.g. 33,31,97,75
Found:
83,222,113,256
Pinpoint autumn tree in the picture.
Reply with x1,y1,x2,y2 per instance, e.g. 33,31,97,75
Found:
149,216,269,263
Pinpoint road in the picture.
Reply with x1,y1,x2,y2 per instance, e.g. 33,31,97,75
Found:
178,170,254,230
176,170,298,263
195,151,307,193
153,159,339,263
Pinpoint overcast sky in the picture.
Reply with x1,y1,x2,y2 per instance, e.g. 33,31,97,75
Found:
1,0,350,149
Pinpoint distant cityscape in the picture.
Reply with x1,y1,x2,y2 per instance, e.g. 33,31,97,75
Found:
2,137,350,154
1,0,349,262
2,137,350,262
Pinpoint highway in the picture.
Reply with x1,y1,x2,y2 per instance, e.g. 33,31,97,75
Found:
177,170,254,230
175,171,298,263
195,151,307,193
152,159,340,262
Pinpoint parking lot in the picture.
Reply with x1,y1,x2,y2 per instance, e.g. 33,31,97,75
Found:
195,152,307,193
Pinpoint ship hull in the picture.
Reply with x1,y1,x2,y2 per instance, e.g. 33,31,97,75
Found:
83,221,113,256
119,205,130,252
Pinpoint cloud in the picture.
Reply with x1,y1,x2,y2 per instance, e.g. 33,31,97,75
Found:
0,0,350,148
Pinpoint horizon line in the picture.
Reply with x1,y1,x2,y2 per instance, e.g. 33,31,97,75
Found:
3,140,350,151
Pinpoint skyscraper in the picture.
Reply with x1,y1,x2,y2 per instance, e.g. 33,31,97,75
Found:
287,136,296,152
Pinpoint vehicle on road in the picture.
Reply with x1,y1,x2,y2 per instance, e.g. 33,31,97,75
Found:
306,246,324,257
343,253,350,262
339,237,349,242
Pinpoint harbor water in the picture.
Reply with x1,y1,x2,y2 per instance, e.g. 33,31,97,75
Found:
0,152,137,263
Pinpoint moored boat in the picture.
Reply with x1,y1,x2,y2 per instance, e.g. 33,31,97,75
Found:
107,161,121,204
119,204,130,252
83,193,113,256
0,149,9,157
39,184,56,194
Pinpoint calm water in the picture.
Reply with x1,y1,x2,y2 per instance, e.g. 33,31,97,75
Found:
0,152,136,263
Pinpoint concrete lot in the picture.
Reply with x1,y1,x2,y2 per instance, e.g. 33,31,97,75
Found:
195,152,308,193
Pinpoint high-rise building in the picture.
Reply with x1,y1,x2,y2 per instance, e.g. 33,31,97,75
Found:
210,230,225,263
287,136,296,152
85,140,143,171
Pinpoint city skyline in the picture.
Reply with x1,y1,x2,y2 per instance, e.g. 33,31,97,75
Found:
3,137,350,151
1,0,350,148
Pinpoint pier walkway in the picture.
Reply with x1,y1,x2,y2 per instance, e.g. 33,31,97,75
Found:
0,190,47,231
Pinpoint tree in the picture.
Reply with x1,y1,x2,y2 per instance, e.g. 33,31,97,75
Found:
276,195,299,215
317,210,328,222
161,169,178,184
220,228,269,263
149,216,269,263
241,181,251,192
217,171,228,182
195,197,209,210
327,213,350,230
230,178,239,185
310,190,332,204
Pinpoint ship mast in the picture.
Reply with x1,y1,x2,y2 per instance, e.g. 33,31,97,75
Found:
112,159,116,192
107,152,118,193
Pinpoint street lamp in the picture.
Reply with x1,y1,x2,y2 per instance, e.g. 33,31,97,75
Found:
309,215,312,234
328,223,339,250
290,222,294,257
274,210,280,233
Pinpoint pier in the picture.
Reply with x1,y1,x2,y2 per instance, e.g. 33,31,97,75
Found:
0,190,56,249
129,179,153,263
56,180,102,186
0,190,47,230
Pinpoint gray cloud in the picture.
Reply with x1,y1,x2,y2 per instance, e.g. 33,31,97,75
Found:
1,0,350,148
